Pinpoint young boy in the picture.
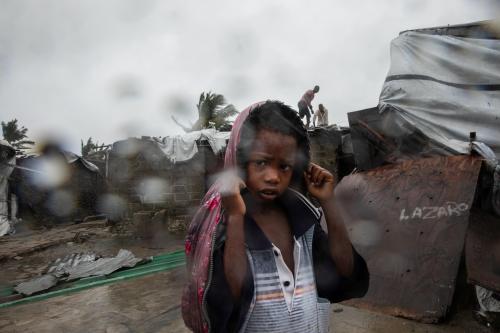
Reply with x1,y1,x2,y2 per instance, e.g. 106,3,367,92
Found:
183,101,368,333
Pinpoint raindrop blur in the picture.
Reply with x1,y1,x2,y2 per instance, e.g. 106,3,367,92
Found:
136,177,169,204
349,219,382,247
215,169,243,197
45,190,76,217
113,75,143,99
164,94,192,118
97,194,127,221
27,156,70,189
374,252,409,277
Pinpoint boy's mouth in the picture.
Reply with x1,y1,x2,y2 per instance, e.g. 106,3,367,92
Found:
259,189,279,199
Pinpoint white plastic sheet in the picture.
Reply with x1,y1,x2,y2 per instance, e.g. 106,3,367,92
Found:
155,128,230,163
379,32,500,158
476,285,500,314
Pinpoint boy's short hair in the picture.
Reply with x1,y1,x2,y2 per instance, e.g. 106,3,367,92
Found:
236,100,310,186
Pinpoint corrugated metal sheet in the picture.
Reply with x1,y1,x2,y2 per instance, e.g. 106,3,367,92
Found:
336,155,482,322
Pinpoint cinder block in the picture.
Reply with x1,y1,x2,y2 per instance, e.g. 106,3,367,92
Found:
175,192,189,202
173,177,188,186
189,192,202,200
174,185,186,193
188,183,203,193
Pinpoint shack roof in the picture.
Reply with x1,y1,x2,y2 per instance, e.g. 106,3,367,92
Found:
401,19,500,39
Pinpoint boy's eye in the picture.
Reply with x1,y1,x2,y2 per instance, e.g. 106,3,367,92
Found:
255,160,267,167
280,164,292,171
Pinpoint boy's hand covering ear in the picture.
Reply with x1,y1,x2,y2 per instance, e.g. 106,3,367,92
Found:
304,163,335,203
219,169,247,216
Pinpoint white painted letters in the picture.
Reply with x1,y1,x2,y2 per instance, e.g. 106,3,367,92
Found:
411,207,422,219
399,202,469,222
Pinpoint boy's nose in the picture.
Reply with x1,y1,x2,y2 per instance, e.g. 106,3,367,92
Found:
264,168,279,184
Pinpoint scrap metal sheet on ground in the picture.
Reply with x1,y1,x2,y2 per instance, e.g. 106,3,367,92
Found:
466,209,500,293
336,155,482,322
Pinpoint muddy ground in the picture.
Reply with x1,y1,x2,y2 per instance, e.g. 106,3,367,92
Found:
0,220,495,332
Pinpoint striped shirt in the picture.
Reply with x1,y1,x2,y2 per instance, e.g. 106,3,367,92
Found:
240,225,330,333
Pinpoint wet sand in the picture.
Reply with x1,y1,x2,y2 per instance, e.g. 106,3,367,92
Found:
0,222,493,333
0,265,492,333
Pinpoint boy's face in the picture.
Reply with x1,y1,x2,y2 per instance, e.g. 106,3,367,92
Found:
245,129,297,202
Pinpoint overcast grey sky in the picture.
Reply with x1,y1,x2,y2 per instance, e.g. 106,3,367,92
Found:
0,0,499,153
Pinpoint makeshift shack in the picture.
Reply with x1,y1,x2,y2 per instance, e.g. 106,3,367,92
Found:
12,148,106,224
104,129,229,232
342,20,500,324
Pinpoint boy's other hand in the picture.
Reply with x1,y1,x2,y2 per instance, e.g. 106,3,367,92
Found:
219,169,247,216
304,163,335,203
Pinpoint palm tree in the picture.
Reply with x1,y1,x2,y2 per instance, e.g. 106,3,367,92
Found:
172,92,238,132
1,119,35,156
81,137,96,158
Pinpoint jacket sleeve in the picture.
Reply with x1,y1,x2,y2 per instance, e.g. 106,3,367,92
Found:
205,222,254,332
312,223,369,303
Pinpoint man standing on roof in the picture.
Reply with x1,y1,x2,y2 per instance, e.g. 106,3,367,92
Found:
297,85,319,129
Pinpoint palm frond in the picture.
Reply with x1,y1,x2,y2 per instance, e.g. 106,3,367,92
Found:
182,91,239,131
214,104,238,119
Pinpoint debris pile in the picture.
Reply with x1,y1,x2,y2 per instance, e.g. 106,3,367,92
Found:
14,249,144,296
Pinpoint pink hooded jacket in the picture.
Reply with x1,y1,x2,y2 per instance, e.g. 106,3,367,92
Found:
181,102,264,332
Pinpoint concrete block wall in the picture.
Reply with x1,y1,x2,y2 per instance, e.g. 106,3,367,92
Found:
106,129,342,233
106,139,223,232
308,127,343,182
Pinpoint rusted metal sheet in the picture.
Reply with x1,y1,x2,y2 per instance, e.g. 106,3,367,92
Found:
335,155,482,323
466,209,500,292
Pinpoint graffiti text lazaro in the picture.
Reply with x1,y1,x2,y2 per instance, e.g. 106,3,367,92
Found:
400,202,469,222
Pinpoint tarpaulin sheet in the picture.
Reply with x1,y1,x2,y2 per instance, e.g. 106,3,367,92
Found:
155,128,230,163
379,31,500,158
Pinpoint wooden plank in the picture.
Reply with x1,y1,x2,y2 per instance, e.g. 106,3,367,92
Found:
0,221,109,261
466,209,500,292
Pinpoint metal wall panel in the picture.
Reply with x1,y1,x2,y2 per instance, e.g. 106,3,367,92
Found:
335,156,482,322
